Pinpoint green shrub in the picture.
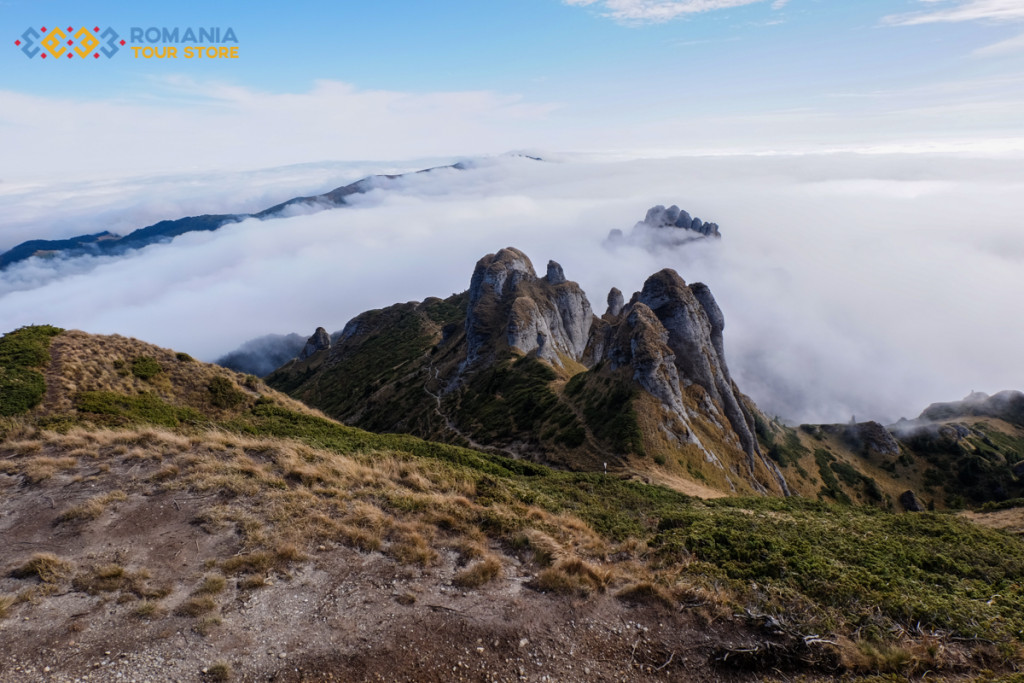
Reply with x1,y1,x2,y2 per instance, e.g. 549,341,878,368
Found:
0,325,62,415
654,497,1024,643
75,391,203,427
131,356,163,380
208,376,247,409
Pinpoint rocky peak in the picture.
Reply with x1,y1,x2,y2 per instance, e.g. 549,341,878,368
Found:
607,205,721,249
546,260,566,285
465,248,593,368
643,205,721,238
468,247,536,306
298,327,331,361
630,269,786,493
606,288,624,318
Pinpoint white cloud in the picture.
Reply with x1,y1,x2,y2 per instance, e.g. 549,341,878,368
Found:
0,78,557,182
563,0,777,23
884,0,1024,26
1,152,1023,426
974,30,1024,54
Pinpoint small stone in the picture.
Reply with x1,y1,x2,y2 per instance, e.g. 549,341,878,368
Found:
279,653,287,659
519,638,529,648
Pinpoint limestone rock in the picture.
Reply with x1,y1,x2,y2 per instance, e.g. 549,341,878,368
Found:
546,260,566,285
611,205,722,249
845,421,901,456
619,303,686,418
606,287,624,318
591,267,788,494
899,490,926,512
298,327,331,361
465,248,592,368
637,270,759,464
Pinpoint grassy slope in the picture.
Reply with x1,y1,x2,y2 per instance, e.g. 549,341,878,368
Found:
5,326,1024,677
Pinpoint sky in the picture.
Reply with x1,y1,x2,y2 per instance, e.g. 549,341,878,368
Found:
1,0,1023,424
2,0,1024,177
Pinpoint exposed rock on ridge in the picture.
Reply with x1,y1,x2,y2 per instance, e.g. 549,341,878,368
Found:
600,269,788,494
606,204,722,250
268,246,789,496
466,248,593,368
298,327,332,361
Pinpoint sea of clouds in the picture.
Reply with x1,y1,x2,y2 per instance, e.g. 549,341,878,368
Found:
1,151,1021,424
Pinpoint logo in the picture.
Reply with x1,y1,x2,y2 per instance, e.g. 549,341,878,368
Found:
16,25,122,59
15,26,239,60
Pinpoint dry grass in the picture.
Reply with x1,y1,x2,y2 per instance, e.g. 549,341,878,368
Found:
43,330,323,419
11,553,74,583
194,614,223,636
0,595,15,619
175,596,217,617
195,574,227,595
72,563,155,597
204,660,232,681
20,456,77,483
616,581,675,608
532,557,612,597
237,575,267,590
55,490,127,523
453,556,502,588
131,600,164,619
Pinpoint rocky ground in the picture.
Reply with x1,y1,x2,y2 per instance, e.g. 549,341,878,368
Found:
1,540,765,683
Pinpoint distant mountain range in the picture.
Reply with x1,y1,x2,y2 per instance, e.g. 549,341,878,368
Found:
0,161,471,271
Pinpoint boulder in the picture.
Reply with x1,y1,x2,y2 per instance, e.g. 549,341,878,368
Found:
899,490,926,512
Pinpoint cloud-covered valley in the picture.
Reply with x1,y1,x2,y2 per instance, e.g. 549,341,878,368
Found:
1,152,1022,425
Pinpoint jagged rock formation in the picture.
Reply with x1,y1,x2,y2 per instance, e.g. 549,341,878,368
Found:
606,288,624,318
642,205,721,238
466,249,592,369
298,327,332,361
606,204,721,250
269,247,791,496
601,269,789,494
263,247,1024,504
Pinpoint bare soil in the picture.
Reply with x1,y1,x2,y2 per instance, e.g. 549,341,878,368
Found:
0,466,794,683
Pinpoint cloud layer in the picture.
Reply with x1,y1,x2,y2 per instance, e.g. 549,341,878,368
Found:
1,152,1022,426
884,0,1024,26
0,79,554,182
564,0,775,23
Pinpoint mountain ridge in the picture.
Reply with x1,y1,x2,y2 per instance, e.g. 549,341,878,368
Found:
0,161,474,271
267,247,1024,510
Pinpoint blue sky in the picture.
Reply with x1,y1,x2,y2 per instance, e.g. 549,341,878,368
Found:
2,0,1024,178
